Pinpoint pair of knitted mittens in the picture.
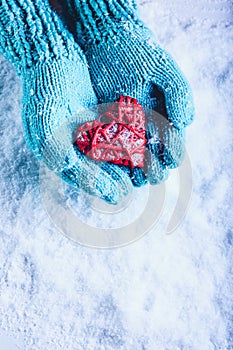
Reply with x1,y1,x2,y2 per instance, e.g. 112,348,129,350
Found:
0,0,194,204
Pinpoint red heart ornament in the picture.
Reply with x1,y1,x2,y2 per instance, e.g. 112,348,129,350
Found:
75,96,147,168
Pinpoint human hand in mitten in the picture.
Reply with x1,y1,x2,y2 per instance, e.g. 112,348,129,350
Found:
66,0,195,186
0,0,133,204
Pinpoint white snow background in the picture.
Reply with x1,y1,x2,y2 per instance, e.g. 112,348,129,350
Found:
0,0,232,349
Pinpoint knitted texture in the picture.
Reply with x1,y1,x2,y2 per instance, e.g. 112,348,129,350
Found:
67,0,195,186
0,0,133,204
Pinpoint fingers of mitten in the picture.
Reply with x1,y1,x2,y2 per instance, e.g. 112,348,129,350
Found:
117,165,148,188
146,150,169,185
100,162,133,197
61,146,132,205
162,127,186,169
152,48,195,129
131,168,147,187
130,168,148,187
147,121,186,169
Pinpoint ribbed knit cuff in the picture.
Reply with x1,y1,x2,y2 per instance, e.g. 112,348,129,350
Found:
71,0,139,43
0,0,81,74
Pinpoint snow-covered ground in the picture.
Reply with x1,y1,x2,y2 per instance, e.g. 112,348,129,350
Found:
0,0,232,349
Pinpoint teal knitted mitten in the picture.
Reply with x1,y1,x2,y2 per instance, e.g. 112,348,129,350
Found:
0,0,133,204
66,0,195,186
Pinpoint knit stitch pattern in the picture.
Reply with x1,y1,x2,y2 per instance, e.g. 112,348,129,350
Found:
67,0,195,186
0,0,133,204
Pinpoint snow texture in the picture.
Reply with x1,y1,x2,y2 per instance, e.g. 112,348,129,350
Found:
0,0,233,349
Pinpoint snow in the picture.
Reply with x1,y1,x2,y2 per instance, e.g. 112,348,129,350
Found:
0,0,232,349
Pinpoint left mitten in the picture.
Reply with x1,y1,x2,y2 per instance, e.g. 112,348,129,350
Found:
0,0,133,204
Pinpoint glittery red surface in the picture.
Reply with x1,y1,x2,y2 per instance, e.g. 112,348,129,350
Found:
76,96,147,168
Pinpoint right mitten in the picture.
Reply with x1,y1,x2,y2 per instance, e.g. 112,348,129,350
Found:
66,0,195,186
